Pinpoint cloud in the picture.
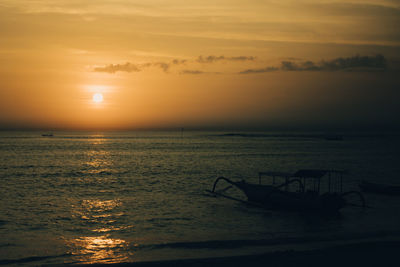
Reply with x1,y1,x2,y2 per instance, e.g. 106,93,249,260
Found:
320,54,387,71
239,67,279,74
94,62,140,73
196,55,255,63
153,59,187,73
281,54,387,71
180,70,205,74
180,70,223,75
239,55,387,74
239,66,279,74
153,62,170,72
230,56,256,61
94,58,187,73
95,55,387,75
172,59,187,65
93,55,253,74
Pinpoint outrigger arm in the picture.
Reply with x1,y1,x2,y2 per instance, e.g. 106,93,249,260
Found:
212,176,240,193
341,190,367,208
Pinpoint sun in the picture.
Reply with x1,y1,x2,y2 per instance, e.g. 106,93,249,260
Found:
92,93,103,103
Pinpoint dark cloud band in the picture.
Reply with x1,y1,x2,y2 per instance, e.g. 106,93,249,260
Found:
94,58,187,74
94,55,387,75
239,55,387,74
196,55,256,63
94,62,140,73
180,70,205,75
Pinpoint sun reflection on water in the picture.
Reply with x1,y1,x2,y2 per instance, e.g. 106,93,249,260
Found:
66,135,135,264
88,134,106,145
82,199,121,212
83,142,114,177
68,199,134,263
70,235,131,264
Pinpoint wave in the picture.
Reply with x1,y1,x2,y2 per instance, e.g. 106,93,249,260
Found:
1,169,130,179
0,253,70,265
146,217,193,223
0,135,183,140
0,243,15,248
210,132,400,140
210,133,329,139
139,230,400,250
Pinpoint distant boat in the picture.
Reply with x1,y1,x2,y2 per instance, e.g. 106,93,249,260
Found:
359,181,400,196
41,133,54,137
210,169,365,213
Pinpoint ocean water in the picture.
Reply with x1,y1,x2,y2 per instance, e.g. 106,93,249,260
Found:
1,131,400,265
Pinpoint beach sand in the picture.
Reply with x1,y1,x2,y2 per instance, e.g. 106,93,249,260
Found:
70,240,399,267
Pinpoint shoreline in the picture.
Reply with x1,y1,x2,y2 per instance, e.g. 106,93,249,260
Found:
59,240,400,267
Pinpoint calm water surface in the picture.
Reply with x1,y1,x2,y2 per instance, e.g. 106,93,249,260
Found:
1,131,400,265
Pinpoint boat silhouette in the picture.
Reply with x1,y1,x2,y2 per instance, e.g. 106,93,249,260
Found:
359,181,400,196
210,169,365,213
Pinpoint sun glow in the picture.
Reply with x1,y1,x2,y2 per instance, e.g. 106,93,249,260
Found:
93,93,103,103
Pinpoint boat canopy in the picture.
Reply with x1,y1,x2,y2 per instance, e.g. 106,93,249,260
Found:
292,169,328,179
293,169,347,178
258,171,292,177
258,171,293,185
258,169,347,193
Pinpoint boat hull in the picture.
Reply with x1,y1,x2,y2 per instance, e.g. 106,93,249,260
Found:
237,181,345,213
359,181,400,196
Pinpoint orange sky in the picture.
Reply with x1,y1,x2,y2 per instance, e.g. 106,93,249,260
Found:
1,0,399,130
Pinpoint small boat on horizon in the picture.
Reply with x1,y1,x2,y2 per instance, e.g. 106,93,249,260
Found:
210,169,365,213
41,133,54,137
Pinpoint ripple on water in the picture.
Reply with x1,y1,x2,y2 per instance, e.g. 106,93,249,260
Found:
67,235,132,264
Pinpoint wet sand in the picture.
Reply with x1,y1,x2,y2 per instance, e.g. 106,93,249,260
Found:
72,240,400,267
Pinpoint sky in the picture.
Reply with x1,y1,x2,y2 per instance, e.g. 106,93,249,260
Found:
0,0,399,131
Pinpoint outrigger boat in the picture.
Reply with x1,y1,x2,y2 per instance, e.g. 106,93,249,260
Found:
359,181,400,196
210,169,365,213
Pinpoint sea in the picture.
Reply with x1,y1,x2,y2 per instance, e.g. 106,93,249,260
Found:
1,130,400,265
